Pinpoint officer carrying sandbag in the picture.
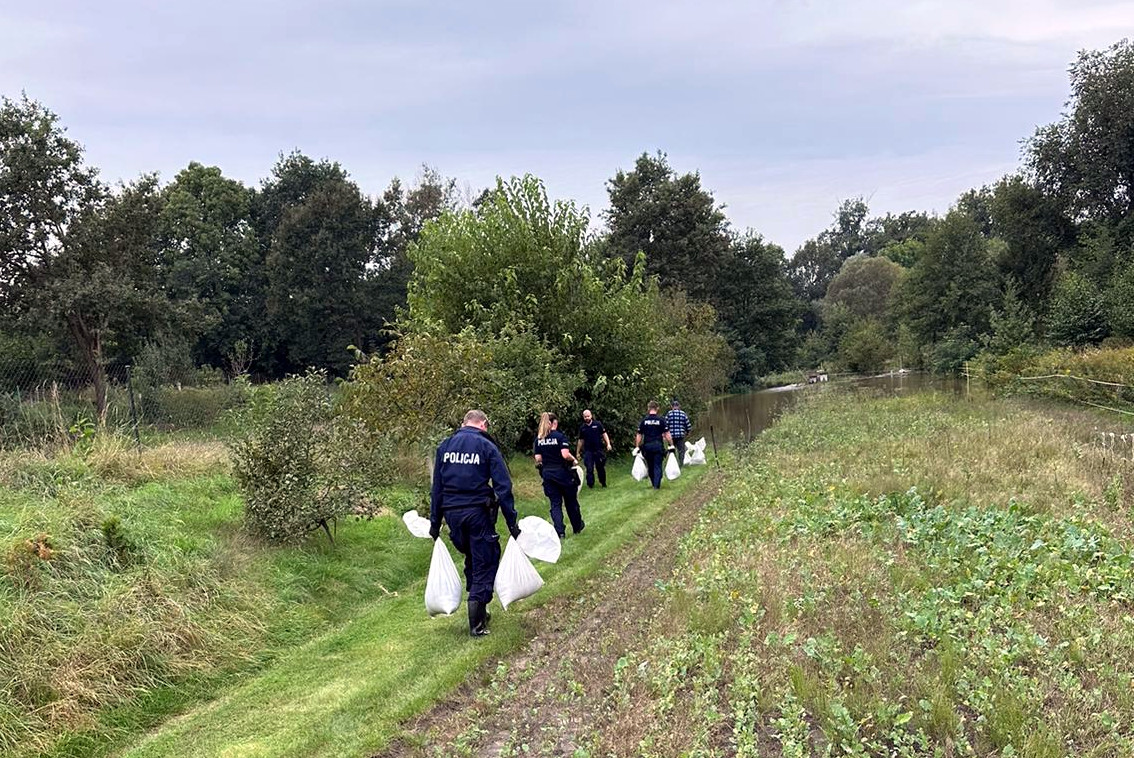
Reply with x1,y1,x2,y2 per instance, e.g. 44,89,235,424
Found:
430,409,521,637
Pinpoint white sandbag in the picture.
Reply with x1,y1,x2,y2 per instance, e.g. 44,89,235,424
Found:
684,437,707,465
631,451,648,481
573,464,585,495
494,537,544,609
402,510,433,539
516,515,561,563
665,451,681,480
424,538,462,616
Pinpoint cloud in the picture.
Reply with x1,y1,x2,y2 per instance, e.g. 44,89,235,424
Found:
2,0,1130,250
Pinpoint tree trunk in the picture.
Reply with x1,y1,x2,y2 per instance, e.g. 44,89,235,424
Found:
69,315,108,424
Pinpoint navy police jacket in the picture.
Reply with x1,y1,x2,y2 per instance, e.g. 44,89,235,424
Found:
430,426,518,530
533,430,571,469
578,419,607,452
638,414,668,446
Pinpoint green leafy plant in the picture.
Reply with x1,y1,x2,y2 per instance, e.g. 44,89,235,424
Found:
229,371,387,543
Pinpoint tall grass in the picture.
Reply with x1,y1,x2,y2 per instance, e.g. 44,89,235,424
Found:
0,432,418,758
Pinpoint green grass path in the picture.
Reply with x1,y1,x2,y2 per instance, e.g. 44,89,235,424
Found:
120,464,708,758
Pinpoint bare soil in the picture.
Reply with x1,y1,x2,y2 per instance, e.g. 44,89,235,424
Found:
376,471,723,758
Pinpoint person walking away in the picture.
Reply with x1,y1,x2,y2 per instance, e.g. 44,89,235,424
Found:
430,409,521,637
576,408,612,488
534,411,585,538
665,399,691,464
635,401,672,489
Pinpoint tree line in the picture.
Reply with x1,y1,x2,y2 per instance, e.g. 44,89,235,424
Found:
3,39,1134,427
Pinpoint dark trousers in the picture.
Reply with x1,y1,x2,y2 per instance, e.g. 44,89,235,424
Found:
444,506,501,604
672,437,686,464
582,449,607,487
643,442,664,489
542,468,584,536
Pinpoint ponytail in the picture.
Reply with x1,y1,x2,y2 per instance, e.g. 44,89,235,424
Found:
537,411,557,439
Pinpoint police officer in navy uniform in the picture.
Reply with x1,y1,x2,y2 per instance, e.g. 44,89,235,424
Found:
635,400,673,489
575,408,612,488
430,409,521,637
533,411,585,538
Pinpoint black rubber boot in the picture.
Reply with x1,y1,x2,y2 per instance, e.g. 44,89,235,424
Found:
468,600,490,637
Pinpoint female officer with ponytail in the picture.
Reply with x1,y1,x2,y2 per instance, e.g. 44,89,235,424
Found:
533,412,585,539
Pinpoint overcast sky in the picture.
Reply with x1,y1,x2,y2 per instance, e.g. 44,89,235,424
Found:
3,1,1132,252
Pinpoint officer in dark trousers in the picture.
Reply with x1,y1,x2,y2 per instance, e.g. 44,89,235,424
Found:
575,408,612,488
430,409,521,637
534,411,584,538
635,400,673,489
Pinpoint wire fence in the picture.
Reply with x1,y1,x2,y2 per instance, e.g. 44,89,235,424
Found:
963,360,1134,462
0,360,246,452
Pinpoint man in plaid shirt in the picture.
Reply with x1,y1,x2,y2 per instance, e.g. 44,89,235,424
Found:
665,399,691,464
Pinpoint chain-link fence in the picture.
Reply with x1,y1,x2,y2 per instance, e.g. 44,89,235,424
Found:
0,360,247,451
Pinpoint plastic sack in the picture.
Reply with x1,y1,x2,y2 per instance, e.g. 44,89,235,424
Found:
494,537,544,609
402,510,432,539
665,451,681,480
631,451,648,481
572,464,585,495
683,437,707,466
424,539,462,616
516,515,561,563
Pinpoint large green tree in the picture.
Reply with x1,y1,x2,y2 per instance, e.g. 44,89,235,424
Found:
396,175,731,445
158,162,263,371
603,151,731,303
713,234,800,385
1029,40,1134,228
897,209,1000,351
256,153,379,376
0,96,177,414
989,175,1075,310
824,254,904,321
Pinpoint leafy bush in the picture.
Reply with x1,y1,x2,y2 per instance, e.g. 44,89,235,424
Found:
345,326,581,456
229,371,387,543
976,345,1134,410
838,319,893,374
1046,270,1108,346
924,328,980,374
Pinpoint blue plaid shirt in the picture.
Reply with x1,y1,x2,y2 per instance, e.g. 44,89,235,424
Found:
665,408,691,439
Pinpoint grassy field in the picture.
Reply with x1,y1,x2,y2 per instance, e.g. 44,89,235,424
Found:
0,433,706,758
593,389,1134,756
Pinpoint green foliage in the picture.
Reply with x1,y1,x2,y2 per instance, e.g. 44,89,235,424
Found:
898,209,999,348
714,234,801,385
603,151,731,303
344,326,581,455
978,345,1134,411
158,163,264,370
398,175,730,447
990,175,1074,309
1105,261,1134,339
229,372,385,543
838,319,892,374
879,237,924,268
925,327,980,374
1046,269,1108,346
985,279,1037,355
825,254,904,321
1029,39,1134,225
259,154,380,376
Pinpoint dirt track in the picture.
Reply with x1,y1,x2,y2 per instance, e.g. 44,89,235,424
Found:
377,471,723,757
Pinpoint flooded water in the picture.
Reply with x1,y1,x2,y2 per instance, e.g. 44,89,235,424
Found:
698,372,965,446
